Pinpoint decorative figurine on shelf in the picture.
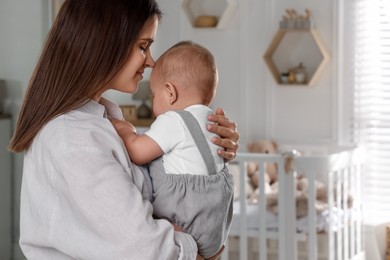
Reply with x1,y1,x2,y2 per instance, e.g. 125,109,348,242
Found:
279,8,312,30
280,72,289,84
288,70,296,84
292,62,307,84
304,9,312,29
285,62,307,84
132,80,152,119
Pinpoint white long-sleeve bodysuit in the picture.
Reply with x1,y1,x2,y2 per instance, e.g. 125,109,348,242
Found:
19,98,197,260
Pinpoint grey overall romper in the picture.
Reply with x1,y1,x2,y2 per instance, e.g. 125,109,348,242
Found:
149,110,234,258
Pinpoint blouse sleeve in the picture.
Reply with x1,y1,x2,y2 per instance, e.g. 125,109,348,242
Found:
47,148,197,260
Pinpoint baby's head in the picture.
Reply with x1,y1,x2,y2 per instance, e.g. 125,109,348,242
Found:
150,41,218,116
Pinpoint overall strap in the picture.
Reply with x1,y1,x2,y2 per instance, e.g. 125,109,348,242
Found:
175,110,217,175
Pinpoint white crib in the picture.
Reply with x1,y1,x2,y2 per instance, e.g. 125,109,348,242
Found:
222,147,365,260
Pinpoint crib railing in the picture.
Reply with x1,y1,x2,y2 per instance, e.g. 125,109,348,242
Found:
222,147,365,260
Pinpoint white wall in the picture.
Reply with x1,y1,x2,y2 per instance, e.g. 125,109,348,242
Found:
0,0,48,258
152,0,336,149
0,0,47,106
100,0,338,148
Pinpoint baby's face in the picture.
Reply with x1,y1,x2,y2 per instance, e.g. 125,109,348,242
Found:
149,67,170,116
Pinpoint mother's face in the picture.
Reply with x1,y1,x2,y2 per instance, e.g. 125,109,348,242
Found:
104,16,159,96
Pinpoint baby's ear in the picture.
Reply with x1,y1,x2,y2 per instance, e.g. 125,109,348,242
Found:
165,82,178,105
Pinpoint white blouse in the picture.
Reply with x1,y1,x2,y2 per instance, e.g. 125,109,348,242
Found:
19,98,197,260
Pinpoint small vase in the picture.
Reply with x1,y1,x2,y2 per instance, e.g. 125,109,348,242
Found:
295,73,306,83
288,72,296,84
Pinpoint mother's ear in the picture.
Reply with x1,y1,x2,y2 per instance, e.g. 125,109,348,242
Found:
165,82,178,105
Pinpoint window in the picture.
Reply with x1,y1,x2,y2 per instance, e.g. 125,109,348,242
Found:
343,0,390,221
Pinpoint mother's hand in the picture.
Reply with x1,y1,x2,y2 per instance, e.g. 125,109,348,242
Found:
207,108,239,162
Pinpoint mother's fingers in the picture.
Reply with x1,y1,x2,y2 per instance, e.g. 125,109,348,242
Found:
217,149,237,161
208,123,240,143
211,135,239,161
207,113,236,130
208,107,240,162
211,136,238,150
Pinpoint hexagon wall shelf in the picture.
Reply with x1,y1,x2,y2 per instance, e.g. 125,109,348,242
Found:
182,0,238,29
263,28,330,86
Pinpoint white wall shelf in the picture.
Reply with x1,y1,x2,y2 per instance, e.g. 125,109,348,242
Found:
181,0,238,29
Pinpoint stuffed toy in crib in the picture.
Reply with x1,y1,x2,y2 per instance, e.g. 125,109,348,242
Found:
227,139,277,201
263,176,329,218
246,139,279,187
245,140,353,218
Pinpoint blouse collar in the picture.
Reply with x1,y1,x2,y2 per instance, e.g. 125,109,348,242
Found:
77,98,123,120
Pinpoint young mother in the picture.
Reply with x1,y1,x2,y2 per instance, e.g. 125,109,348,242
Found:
9,0,239,259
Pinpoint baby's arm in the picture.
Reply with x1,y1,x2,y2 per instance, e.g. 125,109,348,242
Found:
111,119,164,165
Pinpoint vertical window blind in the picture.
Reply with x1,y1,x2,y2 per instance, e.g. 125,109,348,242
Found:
345,0,390,221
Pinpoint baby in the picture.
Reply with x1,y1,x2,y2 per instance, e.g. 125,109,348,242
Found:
113,41,233,259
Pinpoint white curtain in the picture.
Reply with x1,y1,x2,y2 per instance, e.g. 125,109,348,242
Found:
342,0,390,221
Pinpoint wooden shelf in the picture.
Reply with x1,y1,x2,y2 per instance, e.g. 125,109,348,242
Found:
181,0,238,29
0,113,11,119
120,105,154,127
263,28,330,86
128,118,155,127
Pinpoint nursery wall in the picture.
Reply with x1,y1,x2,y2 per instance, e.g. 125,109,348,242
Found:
0,0,337,259
8,0,337,149
127,0,336,149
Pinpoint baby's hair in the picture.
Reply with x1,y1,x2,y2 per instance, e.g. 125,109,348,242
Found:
155,41,218,105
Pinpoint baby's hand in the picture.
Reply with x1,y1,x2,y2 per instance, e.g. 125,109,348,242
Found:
110,119,136,137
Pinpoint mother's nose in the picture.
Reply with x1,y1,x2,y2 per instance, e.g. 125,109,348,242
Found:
144,53,155,68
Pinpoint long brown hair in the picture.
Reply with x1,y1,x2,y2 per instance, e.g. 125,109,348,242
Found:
9,0,162,152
